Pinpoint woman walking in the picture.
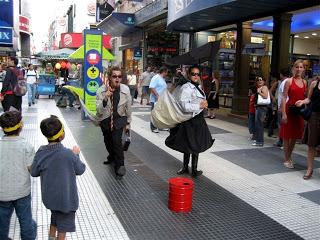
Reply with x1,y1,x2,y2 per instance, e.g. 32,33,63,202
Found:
296,76,320,179
280,60,307,169
207,71,220,119
165,65,214,177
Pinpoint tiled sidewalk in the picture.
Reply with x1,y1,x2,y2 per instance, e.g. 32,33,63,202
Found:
6,99,129,240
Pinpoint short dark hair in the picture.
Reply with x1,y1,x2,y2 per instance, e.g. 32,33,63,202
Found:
0,111,22,135
9,56,18,66
188,65,200,75
108,66,122,78
40,115,63,142
280,67,290,78
159,66,168,74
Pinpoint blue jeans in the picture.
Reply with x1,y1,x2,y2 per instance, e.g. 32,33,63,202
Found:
27,83,36,104
0,194,37,240
150,102,157,130
248,113,255,135
254,106,267,144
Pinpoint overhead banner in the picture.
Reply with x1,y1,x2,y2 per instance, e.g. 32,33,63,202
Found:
83,29,103,115
0,0,14,45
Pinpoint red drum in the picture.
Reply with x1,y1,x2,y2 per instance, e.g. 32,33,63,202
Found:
168,177,194,213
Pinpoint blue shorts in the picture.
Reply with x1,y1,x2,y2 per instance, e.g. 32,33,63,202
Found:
51,210,76,233
142,86,149,95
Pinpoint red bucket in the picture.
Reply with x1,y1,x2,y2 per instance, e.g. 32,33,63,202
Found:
168,177,194,213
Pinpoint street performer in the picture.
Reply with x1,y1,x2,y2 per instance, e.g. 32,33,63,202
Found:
96,66,132,178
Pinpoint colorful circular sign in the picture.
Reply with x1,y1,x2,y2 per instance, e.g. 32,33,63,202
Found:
87,66,99,79
86,52,100,65
86,81,99,93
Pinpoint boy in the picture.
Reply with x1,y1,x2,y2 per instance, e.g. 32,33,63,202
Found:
31,115,86,240
0,111,37,240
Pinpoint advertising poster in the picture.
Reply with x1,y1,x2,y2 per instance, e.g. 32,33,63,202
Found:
84,29,103,115
0,0,14,45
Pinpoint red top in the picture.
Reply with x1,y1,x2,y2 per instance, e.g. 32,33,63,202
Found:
287,78,306,106
248,94,255,113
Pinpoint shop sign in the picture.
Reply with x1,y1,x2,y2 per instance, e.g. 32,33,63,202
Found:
242,43,266,56
0,0,14,27
60,33,111,49
83,29,103,115
0,27,13,45
19,15,30,34
87,3,96,16
135,0,167,25
61,33,83,48
96,0,115,22
134,47,142,59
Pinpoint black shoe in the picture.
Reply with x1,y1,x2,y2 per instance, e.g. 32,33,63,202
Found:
116,166,126,176
191,154,202,177
177,153,190,175
103,156,114,165
177,167,189,175
28,103,31,107
32,102,35,104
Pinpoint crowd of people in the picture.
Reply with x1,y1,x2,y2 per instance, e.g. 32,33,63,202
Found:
248,59,320,179
0,59,319,239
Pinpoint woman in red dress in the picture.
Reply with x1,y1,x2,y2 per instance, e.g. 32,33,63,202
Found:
280,59,307,168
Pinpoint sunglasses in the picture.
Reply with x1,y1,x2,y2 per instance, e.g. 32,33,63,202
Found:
112,75,122,79
190,72,200,76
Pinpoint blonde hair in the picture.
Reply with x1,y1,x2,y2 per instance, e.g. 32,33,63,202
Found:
292,59,305,77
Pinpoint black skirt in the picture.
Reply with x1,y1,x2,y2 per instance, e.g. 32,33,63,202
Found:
165,112,214,154
207,91,219,109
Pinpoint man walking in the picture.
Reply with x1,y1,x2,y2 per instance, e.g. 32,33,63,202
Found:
149,66,168,133
139,66,153,105
25,64,38,107
96,66,132,178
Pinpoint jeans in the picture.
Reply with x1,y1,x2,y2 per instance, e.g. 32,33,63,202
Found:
0,194,37,240
27,83,36,104
254,106,267,144
248,113,255,135
150,102,157,130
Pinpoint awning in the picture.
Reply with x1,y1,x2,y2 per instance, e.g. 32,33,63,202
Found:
0,46,15,56
166,41,220,66
97,12,137,37
68,45,115,61
167,0,319,32
35,48,75,60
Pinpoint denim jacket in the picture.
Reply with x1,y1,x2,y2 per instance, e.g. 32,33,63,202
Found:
96,83,132,123
179,82,206,117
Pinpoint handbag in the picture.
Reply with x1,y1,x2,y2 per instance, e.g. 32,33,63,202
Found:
300,104,312,121
257,91,271,105
288,105,303,115
122,129,131,151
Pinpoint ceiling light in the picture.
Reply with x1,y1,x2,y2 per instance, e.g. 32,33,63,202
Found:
294,35,299,38
304,36,310,39
307,53,311,55
311,33,317,36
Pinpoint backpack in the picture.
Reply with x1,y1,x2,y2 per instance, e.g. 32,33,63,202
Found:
12,68,27,96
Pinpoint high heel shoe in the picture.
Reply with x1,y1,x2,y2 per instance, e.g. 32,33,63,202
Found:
303,170,313,180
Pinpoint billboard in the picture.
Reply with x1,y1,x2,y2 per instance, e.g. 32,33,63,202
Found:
0,0,14,45
96,0,115,22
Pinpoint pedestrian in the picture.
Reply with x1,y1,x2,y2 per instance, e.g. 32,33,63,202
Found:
0,111,37,240
248,86,256,140
280,59,307,169
271,68,290,147
207,71,220,119
139,66,152,105
252,76,270,146
25,64,38,107
0,57,23,111
30,115,86,240
96,66,132,178
296,76,320,179
149,66,168,133
127,70,137,104
165,65,214,177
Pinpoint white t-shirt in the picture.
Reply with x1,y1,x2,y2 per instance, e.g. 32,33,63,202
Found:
127,74,137,86
25,69,38,84
277,78,289,108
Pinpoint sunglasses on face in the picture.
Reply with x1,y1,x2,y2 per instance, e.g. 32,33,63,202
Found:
190,72,200,76
112,75,122,79
257,78,263,81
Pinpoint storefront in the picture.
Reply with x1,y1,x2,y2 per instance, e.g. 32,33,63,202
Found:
167,0,319,113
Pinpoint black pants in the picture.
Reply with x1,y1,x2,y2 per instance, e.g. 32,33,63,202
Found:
101,127,124,170
1,95,22,112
